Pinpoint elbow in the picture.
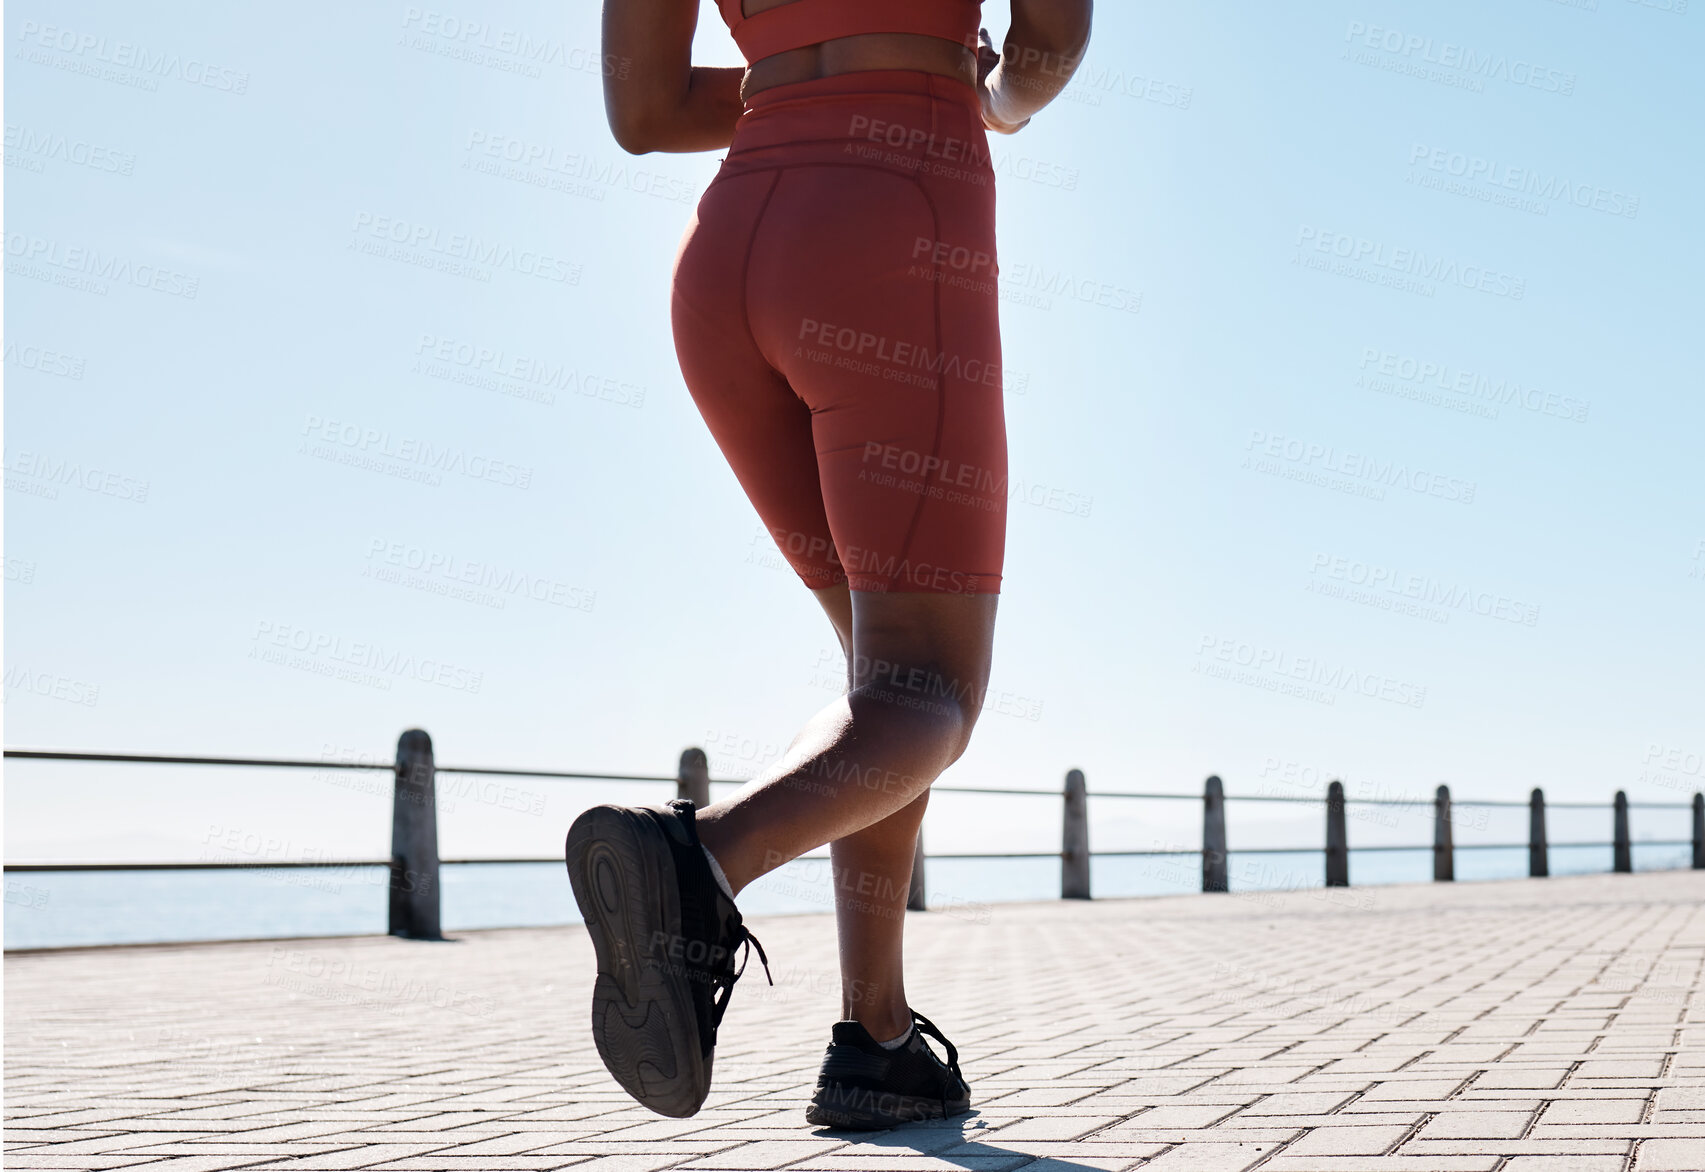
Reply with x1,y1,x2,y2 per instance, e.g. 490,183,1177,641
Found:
612,132,658,156
604,74,662,153
606,109,661,155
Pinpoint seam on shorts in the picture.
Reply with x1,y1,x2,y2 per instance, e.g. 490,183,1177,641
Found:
726,160,976,593
741,170,785,366
732,164,960,591
883,180,949,592
881,87,951,591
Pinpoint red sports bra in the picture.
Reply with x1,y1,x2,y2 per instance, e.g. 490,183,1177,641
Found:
717,0,982,65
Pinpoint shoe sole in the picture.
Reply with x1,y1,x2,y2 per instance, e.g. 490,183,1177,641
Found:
565,804,709,1118
805,1084,971,1130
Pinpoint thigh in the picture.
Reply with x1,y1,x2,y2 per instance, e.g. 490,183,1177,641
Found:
812,583,855,670
746,165,1008,596
672,171,846,591
851,591,998,689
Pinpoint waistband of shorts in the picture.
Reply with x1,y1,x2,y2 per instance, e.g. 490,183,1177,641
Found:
741,68,983,118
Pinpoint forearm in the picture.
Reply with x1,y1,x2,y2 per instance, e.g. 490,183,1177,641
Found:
985,1,1093,128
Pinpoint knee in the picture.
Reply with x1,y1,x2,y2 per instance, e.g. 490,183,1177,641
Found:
850,655,988,762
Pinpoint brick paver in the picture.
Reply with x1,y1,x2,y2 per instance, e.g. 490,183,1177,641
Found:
6,871,1704,1170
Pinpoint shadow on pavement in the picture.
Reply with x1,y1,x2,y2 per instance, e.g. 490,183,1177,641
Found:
812,1111,1112,1169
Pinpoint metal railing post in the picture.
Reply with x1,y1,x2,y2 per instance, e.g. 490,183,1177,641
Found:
1203,775,1228,892
1694,793,1704,870
1529,788,1548,877
1062,768,1090,899
907,830,927,911
1433,784,1454,882
677,747,710,807
1325,780,1348,887
389,728,442,940
1613,790,1632,873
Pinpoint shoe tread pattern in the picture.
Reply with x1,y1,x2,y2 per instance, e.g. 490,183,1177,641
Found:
566,805,710,1117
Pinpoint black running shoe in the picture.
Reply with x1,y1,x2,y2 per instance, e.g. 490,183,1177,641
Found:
564,799,769,1117
805,1010,971,1129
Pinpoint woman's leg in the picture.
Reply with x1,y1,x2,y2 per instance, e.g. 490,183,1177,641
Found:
672,187,998,899
687,139,1006,1025
694,589,996,893
830,790,928,1040
800,583,937,1041
582,78,1003,1121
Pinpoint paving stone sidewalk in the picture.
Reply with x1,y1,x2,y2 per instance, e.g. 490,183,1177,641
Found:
6,871,1705,1171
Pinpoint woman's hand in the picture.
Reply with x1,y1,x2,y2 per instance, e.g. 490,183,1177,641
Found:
976,28,1031,135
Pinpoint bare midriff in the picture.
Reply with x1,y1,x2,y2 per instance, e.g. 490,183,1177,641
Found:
738,0,977,100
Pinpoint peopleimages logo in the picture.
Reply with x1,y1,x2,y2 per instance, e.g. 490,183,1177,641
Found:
911,237,996,278
990,149,1080,191
4,666,100,707
4,124,136,175
363,538,596,613
1002,259,1141,314
1342,21,1576,96
1408,144,1638,219
249,620,485,693
299,414,534,489
265,947,496,1018
4,448,150,503
796,319,1004,390
1065,64,1193,109
13,21,251,94
1309,554,1541,627
1357,348,1589,423
463,131,694,205
412,333,646,408
859,442,1093,519
5,233,200,298
350,212,580,284
847,115,989,166
1295,226,1526,300
5,341,86,380
1642,744,1703,784
1196,634,1428,710
399,8,615,76
1244,430,1477,505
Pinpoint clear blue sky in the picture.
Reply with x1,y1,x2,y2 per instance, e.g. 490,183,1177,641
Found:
6,0,1702,870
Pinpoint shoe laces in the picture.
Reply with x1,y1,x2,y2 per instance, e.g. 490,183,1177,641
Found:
908,1010,964,1085
709,911,772,1029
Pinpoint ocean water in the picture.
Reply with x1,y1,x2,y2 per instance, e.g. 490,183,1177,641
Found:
4,844,1692,951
